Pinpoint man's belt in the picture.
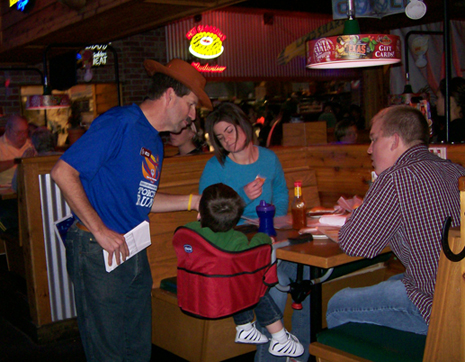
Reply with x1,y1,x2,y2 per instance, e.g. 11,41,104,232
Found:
76,222,91,233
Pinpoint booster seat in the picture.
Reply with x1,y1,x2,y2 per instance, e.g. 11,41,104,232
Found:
172,226,278,319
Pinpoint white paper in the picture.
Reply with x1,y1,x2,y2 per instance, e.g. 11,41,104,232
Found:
319,214,348,227
103,220,151,272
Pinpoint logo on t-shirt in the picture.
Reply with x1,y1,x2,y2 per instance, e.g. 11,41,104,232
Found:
141,153,160,183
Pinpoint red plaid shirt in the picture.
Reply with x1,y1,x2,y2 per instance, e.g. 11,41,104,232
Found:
339,145,465,323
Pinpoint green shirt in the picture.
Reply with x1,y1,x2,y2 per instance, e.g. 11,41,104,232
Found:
184,221,271,252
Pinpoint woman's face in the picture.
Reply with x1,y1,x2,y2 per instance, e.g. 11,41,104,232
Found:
213,120,247,153
436,91,461,119
169,127,194,147
436,90,445,116
341,125,358,144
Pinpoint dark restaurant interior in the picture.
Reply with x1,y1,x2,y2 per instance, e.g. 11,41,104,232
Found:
1,0,465,361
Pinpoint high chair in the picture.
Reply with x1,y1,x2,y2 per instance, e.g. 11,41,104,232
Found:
172,226,278,319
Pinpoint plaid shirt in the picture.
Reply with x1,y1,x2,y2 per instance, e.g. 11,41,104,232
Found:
339,144,465,323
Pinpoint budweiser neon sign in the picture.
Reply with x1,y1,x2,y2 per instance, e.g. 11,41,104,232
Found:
191,62,226,73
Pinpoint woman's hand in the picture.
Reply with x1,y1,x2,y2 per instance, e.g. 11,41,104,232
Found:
243,177,265,201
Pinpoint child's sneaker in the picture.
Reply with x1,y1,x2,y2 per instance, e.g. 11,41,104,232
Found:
269,330,304,357
235,322,268,344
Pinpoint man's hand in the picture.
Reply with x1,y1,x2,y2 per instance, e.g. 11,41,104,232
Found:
243,177,265,201
94,227,129,266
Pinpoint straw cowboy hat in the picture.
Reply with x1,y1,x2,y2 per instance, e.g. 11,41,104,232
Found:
144,58,212,110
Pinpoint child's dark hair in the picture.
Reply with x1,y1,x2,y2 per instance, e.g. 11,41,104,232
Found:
199,183,245,232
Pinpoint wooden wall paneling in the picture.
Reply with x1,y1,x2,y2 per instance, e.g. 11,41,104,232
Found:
18,156,62,327
282,123,328,146
362,66,389,122
305,144,372,207
94,83,119,116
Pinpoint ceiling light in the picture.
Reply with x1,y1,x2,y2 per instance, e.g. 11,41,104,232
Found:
405,0,427,20
306,0,401,69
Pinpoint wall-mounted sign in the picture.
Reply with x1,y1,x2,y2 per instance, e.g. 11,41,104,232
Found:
191,62,226,73
186,25,226,60
85,44,110,66
10,0,35,12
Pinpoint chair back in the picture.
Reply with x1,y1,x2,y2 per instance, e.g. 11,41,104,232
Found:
422,176,465,361
172,226,277,319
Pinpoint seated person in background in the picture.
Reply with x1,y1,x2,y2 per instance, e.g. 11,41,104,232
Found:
0,115,32,186
11,127,60,191
327,105,465,335
334,118,358,144
169,122,204,156
435,76,465,143
349,104,366,130
185,183,304,359
318,102,338,129
0,115,32,238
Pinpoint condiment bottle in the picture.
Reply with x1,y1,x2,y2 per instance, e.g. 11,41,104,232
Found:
291,181,307,230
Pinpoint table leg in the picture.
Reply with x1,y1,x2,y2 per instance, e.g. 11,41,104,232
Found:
310,266,323,343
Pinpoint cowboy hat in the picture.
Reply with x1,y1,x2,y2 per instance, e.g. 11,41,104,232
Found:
144,58,212,110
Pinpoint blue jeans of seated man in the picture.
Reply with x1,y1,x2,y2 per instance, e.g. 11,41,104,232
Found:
233,292,283,327
66,223,153,362
326,273,428,335
254,261,311,362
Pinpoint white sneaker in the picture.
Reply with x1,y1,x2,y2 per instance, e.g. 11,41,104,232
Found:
269,330,304,357
235,322,269,344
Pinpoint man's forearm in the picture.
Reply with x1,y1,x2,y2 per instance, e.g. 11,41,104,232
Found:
0,159,15,173
51,159,106,234
151,192,200,213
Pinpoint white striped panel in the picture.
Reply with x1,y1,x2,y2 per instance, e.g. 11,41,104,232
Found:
39,174,76,322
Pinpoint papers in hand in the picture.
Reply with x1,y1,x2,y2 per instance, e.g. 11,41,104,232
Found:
103,220,151,273
337,195,363,213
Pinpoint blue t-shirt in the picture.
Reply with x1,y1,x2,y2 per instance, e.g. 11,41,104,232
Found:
199,146,288,223
61,104,163,234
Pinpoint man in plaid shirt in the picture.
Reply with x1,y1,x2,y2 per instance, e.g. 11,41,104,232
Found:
326,105,465,335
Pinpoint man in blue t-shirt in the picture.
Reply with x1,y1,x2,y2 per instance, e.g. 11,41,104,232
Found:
51,58,212,362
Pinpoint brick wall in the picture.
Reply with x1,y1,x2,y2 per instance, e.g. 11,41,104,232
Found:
0,27,166,128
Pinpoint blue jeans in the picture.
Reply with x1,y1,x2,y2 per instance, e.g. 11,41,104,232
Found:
255,261,311,362
326,273,428,335
66,223,153,362
233,292,283,327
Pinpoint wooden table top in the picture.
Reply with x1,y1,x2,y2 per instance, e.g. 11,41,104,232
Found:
275,228,390,269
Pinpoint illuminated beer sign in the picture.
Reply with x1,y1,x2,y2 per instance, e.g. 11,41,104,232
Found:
10,0,33,12
186,25,226,59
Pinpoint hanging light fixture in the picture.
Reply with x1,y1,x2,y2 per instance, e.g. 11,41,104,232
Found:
306,0,401,69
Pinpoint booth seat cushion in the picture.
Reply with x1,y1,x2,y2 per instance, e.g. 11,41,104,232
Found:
317,323,426,362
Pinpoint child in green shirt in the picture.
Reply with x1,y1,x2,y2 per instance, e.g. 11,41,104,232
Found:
185,183,304,358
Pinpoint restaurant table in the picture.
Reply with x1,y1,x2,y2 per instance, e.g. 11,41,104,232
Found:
273,228,391,345
0,187,16,200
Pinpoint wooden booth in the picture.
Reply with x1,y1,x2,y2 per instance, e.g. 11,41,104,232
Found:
3,143,464,361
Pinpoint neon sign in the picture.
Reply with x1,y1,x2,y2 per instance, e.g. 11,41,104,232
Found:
10,0,33,12
186,25,226,60
191,62,226,73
